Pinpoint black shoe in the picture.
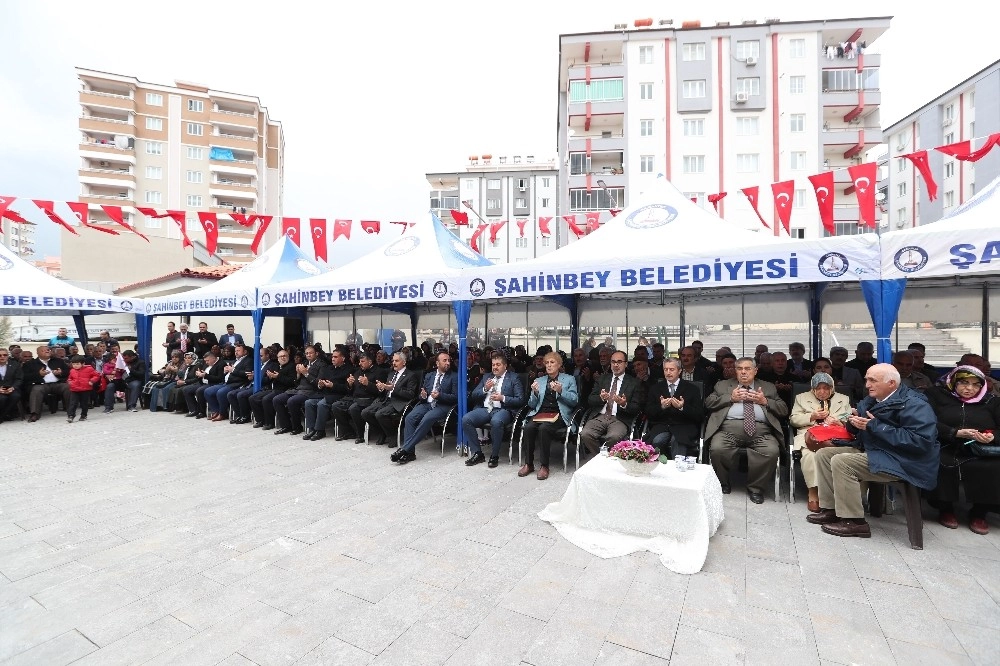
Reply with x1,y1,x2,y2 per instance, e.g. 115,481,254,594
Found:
261,425,273,430
748,490,765,505
252,422,263,428
289,428,304,436
465,451,486,467
720,482,732,495
302,430,314,440
487,457,499,468
310,431,326,441
397,450,416,465
354,438,365,444
195,414,206,419
375,438,386,446
386,441,397,449
274,428,289,435
185,412,197,417
390,448,406,462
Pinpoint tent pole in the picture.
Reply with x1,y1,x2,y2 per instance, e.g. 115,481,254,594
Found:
983,282,990,362
679,294,686,351
72,315,88,348
740,294,746,357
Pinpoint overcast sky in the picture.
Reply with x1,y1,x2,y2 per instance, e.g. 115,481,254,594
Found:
0,1,994,265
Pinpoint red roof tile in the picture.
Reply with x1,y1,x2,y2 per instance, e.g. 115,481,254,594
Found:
114,264,242,294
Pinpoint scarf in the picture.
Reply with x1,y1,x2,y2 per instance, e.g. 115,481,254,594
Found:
944,365,988,403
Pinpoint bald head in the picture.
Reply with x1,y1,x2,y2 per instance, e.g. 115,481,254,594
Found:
864,363,901,401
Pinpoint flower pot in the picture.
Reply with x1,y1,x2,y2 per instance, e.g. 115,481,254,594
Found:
617,458,656,476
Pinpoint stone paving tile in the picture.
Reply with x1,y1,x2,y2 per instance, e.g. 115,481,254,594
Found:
911,566,1000,629
371,622,464,665
860,576,966,654
670,623,746,665
804,592,895,665
73,615,195,666
2,630,97,666
593,642,670,665
295,635,375,666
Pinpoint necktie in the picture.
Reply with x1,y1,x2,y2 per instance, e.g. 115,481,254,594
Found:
605,375,620,415
431,373,441,404
668,383,675,397
387,371,399,397
180,336,187,353
743,386,756,437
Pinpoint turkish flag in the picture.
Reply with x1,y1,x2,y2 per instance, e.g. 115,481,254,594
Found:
230,213,253,227
563,214,586,238
67,201,116,236
450,209,469,225
807,172,836,235
690,197,699,204
847,162,879,228
584,211,601,234
197,213,219,254
936,133,1000,162
137,207,190,246
708,192,728,212
360,220,380,234
609,208,622,217
250,216,274,255
740,187,769,229
901,151,938,201
489,220,507,244
101,205,147,240
771,181,795,235
0,196,30,233
281,217,300,245
515,218,528,237
311,218,328,262
470,223,487,254
332,218,350,242
33,200,79,235
538,216,552,236
391,221,415,235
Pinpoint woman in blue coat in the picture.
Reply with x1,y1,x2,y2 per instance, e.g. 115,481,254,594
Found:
519,352,579,480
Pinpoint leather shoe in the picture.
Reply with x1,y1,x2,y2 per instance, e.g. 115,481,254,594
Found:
517,464,535,477
375,438,386,446
822,519,871,538
465,451,486,466
720,482,731,494
536,466,549,480
252,422,263,428
386,441,397,449
748,490,764,505
390,448,405,462
289,428,304,436
938,512,959,529
970,518,990,535
27,414,40,423
185,412,197,417
261,425,273,430
310,431,326,441
487,457,499,468
195,414,206,419
806,509,839,525
273,428,289,435
302,431,314,440
354,438,365,444
396,450,416,464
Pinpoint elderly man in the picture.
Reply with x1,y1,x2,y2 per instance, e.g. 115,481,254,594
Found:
24,346,71,422
705,357,788,503
846,341,876,374
644,357,704,458
787,342,813,380
362,351,420,447
0,348,23,422
892,350,933,391
829,346,865,402
808,363,939,538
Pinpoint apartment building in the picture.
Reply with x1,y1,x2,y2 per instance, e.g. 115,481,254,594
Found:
0,220,35,260
427,155,559,262
557,16,891,239
884,58,1000,229
70,68,284,284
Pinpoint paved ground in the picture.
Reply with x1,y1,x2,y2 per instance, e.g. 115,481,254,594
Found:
1,411,999,666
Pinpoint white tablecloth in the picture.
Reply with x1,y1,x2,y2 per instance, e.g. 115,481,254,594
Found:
538,456,725,574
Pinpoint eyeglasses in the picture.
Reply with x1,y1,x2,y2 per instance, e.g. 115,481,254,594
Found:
611,359,627,364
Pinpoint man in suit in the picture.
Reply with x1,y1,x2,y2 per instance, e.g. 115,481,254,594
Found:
303,346,353,441
273,345,327,435
218,324,244,349
392,351,457,463
362,351,420,447
645,357,704,458
462,352,526,468
173,323,196,357
579,350,642,455
788,342,814,381
570,348,595,401
679,346,716,395
25,345,71,422
705,357,788,504
519,351,579,480
228,346,268,424
204,344,252,421
183,351,224,418
162,321,181,362
759,351,798,410
193,322,218,358
829,346,864,402
252,349,297,429
0,349,23,422
331,352,384,442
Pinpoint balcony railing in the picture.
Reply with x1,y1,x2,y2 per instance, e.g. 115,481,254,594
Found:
81,193,132,200
83,89,132,100
82,166,133,175
80,139,133,151
214,108,255,118
80,114,132,125
217,132,255,141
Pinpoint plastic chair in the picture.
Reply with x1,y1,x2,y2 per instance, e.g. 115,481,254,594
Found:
868,481,924,550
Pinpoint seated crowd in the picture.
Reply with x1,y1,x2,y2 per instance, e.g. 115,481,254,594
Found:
2,328,997,539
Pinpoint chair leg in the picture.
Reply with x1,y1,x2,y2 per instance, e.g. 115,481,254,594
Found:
902,483,924,550
868,484,885,519
789,448,796,504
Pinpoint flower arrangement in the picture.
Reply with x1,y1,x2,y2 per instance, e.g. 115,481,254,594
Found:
608,440,659,463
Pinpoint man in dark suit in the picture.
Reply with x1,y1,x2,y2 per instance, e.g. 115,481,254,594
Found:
173,323,195,357
579,350,642,455
393,351,457,463
218,324,244,349
787,342,814,381
362,351,420,447
183,351,224,418
0,349,23,422
331,352,384,442
303,346,353,440
162,321,181,362
272,345,327,435
679,346,716,395
204,344,252,421
193,322,218,358
462,352,526,468
758,351,798,410
25,345,71,422
252,349,297,429
704,357,788,504
645,357,704,458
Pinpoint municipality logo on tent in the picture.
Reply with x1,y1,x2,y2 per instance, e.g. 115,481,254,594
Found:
625,204,679,229
0,255,13,270
384,237,420,256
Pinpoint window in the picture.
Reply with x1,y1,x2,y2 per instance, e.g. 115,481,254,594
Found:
682,43,706,61
944,161,955,178
638,45,653,64
569,79,625,103
186,170,203,184
790,114,805,132
640,119,654,137
683,119,704,136
486,199,500,210
944,104,954,121
144,191,161,204
736,77,760,96
791,151,807,170
790,228,805,239
569,153,591,175
517,178,527,189
463,179,475,191
735,117,759,136
187,99,204,112
541,198,550,208
145,92,162,106
970,92,975,108
541,177,551,188
515,237,528,248
145,166,162,179
187,195,203,207
736,153,759,173
486,179,501,189
684,192,705,206
145,117,162,131
794,189,806,208
187,123,203,136
145,141,163,155
897,182,907,197
639,82,653,100
186,147,203,160
789,39,806,58
944,190,955,207
682,155,705,173
570,188,623,211
789,76,805,94
682,79,706,98
944,132,955,145
735,40,760,61
541,236,551,247
514,198,527,208
897,158,906,173
640,155,654,173
897,207,907,224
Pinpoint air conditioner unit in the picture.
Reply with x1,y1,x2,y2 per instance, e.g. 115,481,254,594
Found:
99,160,109,167
735,92,749,103
942,117,953,127
518,186,526,192
745,56,757,66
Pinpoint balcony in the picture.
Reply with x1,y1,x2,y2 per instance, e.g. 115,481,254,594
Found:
822,88,881,109
210,109,258,129
210,187,257,201
567,99,626,123
80,193,133,206
210,206,256,215
567,171,626,190
210,133,258,152
832,205,860,221
568,133,626,153
79,115,134,133
567,63,626,81
79,137,135,155
79,168,136,189
80,90,134,110
211,176,255,190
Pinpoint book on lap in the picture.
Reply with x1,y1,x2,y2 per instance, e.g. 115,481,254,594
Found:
532,412,560,423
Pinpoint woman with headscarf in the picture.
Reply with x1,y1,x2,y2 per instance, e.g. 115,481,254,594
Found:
926,365,1000,535
789,372,852,512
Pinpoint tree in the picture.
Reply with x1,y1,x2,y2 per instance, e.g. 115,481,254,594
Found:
0,316,10,349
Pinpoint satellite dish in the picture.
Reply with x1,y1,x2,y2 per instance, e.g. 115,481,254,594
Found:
114,135,128,149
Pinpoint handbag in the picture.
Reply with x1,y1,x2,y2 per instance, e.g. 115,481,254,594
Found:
805,423,854,452
966,441,1000,457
